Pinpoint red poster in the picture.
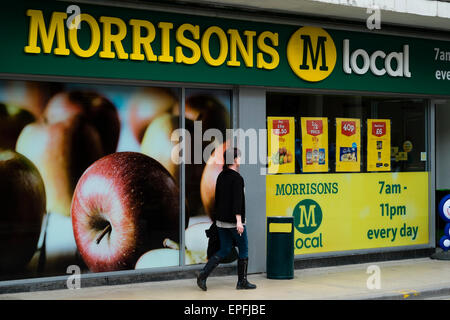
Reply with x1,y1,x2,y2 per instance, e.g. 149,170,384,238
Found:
372,122,386,137
306,120,323,136
272,119,290,136
341,121,356,137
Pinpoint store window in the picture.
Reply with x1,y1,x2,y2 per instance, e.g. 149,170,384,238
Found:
266,92,428,174
265,92,430,256
0,79,231,281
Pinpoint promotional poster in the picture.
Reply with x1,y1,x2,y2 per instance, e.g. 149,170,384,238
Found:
335,118,361,172
267,117,295,174
301,117,328,173
367,119,391,172
266,172,429,255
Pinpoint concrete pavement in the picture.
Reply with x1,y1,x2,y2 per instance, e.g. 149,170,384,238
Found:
1,257,450,300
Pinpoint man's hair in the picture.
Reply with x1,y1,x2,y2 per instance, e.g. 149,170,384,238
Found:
223,147,241,170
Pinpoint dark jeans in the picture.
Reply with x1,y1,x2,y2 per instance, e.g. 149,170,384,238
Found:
216,226,248,260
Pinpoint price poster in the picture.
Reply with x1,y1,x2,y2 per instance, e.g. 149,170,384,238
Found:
301,117,328,173
336,118,361,172
267,117,296,174
367,119,391,172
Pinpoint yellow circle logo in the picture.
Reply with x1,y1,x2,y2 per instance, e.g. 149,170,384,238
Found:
287,26,337,82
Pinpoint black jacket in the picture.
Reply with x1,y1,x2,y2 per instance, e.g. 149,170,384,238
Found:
213,168,246,224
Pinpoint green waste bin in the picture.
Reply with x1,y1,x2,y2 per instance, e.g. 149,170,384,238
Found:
266,216,294,279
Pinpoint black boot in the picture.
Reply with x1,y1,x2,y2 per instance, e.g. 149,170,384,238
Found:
236,258,256,290
197,255,221,291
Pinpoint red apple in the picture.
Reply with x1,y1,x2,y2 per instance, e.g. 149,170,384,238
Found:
0,103,35,150
200,141,230,218
71,152,187,272
44,90,120,155
0,150,46,272
16,115,103,217
128,87,178,143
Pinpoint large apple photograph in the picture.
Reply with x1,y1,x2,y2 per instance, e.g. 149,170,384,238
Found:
0,80,231,280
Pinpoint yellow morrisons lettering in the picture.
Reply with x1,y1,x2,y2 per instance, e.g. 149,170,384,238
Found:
24,9,280,70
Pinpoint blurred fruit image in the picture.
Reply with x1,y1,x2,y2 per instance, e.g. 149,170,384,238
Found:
141,113,183,182
135,221,212,269
0,150,46,272
200,141,230,218
184,222,211,264
4,81,63,119
135,248,180,269
175,94,229,137
172,94,231,216
16,115,103,217
71,152,186,272
42,211,79,273
0,103,35,150
128,87,178,144
44,90,121,155
0,79,231,279
140,114,205,215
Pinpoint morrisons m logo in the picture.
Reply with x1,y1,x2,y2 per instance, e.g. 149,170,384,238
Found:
293,199,323,234
299,35,329,71
287,26,337,82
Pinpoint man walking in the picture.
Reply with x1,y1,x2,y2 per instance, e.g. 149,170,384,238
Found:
197,147,256,291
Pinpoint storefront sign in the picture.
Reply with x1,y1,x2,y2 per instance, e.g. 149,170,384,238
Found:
301,117,328,173
343,40,411,78
267,117,295,174
335,118,360,172
367,119,391,172
266,172,429,255
0,1,449,96
286,26,336,82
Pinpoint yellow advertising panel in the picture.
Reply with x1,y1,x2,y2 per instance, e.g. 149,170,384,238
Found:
367,119,391,172
301,117,328,173
335,118,361,172
266,172,429,255
267,117,296,174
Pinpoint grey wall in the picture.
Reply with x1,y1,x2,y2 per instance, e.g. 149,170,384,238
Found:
436,101,450,190
237,87,267,273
